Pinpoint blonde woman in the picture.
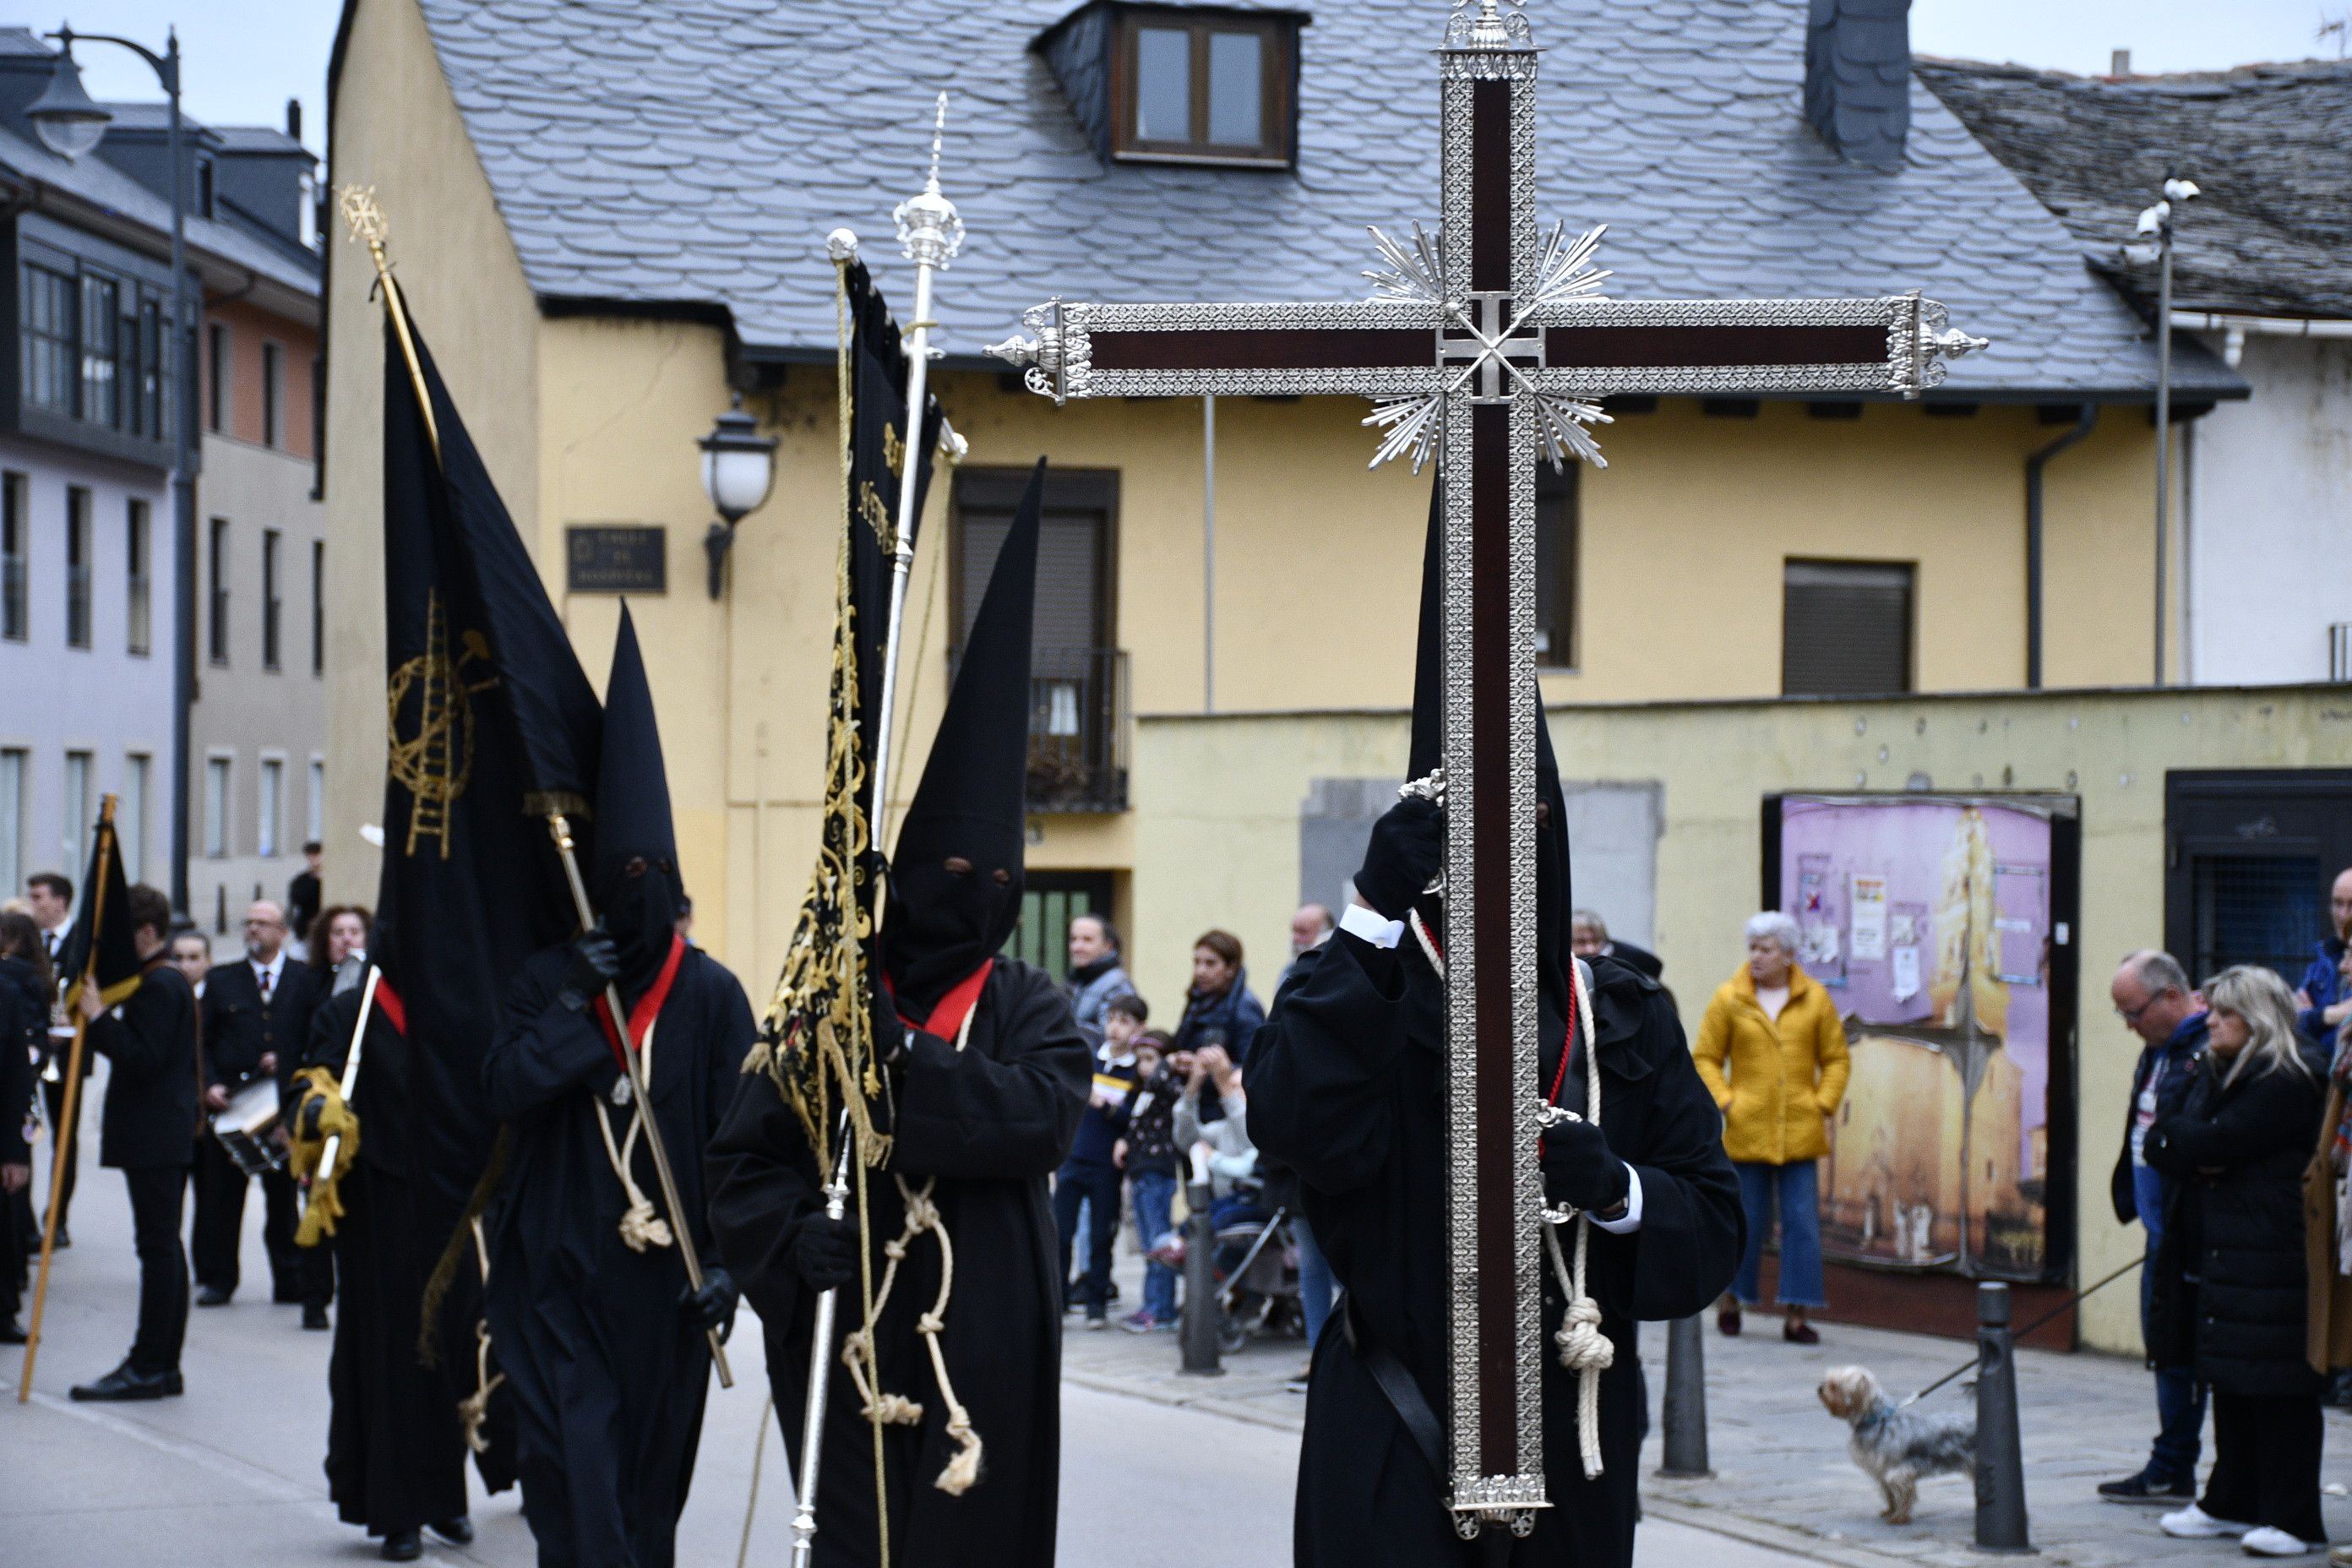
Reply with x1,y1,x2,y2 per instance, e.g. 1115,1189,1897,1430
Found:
2147,966,2327,1557
1693,912,1850,1343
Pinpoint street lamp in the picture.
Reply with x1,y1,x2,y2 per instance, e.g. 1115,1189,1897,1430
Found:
30,23,198,917
699,395,778,599
2123,172,2198,687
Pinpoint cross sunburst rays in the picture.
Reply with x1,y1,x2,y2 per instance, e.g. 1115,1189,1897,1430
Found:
1358,220,1616,471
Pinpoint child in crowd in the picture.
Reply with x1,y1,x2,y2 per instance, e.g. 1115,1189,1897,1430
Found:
1116,1024,1181,1333
1055,991,1145,1328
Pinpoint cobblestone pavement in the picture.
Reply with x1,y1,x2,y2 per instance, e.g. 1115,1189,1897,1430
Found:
1066,1247,2352,1567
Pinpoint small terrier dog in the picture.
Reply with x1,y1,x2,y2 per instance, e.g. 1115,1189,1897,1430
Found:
1816,1365,1975,1524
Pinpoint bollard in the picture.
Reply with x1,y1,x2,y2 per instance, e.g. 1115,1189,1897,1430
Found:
1973,1282,2034,1554
1179,1154,1223,1376
1658,1312,1712,1478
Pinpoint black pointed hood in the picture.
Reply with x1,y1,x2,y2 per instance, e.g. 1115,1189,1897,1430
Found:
1403,475,1575,1012
593,602,680,986
885,459,1045,1015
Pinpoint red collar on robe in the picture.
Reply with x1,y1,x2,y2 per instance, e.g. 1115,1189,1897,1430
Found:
591,934,688,1072
886,958,995,1043
373,977,408,1037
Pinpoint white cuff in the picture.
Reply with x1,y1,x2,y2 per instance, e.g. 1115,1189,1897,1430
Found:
1338,902,1406,950
1589,1165,1644,1233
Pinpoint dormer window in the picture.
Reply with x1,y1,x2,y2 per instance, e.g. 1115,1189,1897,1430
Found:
1113,8,1296,166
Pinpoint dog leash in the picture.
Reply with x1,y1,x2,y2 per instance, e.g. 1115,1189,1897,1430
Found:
1897,1256,2143,1407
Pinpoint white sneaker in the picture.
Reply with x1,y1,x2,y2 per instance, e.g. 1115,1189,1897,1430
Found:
2240,1527,2319,1557
2163,1505,2251,1539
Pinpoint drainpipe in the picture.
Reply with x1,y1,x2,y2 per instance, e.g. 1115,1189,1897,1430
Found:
1202,394,1216,714
2023,405,2099,689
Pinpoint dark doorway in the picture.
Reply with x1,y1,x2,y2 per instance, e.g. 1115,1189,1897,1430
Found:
1004,870,1117,984
2165,770,2352,986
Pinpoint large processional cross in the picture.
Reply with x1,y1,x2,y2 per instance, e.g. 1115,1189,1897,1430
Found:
991,0,1984,1538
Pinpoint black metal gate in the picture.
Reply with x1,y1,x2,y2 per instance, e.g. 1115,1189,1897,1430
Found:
2164,770,2352,986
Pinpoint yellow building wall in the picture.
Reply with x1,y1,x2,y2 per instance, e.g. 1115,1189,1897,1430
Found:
321,0,543,908
1131,685,2352,1353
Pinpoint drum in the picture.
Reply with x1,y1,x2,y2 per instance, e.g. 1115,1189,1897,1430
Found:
212,1077,286,1178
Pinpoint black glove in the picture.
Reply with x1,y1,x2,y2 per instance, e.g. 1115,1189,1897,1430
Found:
679,1266,741,1341
1540,1114,1630,1216
297,1094,326,1141
1354,796,1445,921
558,925,620,1013
792,1213,862,1293
868,983,909,1069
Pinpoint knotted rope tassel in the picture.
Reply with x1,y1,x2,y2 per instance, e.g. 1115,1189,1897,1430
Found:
837,1005,986,1494
593,1015,675,1252
1544,960,1614,1481
459,1217,506,1456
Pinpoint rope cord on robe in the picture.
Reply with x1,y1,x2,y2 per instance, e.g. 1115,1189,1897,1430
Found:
838,1002,985,1496
457,1216,507,1455
592,1012,675,1252
1406,911,1614,1480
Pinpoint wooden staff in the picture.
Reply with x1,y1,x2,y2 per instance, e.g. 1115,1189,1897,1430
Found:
19,794,117,1401
547,813,732,1386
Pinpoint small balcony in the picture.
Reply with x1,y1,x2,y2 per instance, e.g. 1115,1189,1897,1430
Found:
1027,645,1129,813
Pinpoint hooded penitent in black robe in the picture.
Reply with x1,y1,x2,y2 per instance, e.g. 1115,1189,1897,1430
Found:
708,459,1090,1567
1248,482,1741,1567
304,972,510,1542
482,605,755,1568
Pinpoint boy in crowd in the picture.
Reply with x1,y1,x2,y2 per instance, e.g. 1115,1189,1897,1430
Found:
1116,1026,1180,1332
1055,992,1145,1329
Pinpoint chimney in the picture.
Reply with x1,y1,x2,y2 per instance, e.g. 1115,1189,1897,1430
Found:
2110,49,2132,77
1804,0,1914,168
286,97,302,142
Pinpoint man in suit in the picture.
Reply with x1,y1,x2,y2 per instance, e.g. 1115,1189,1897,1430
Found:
68,883,199,1402
24,872,79,1244
195,901,329,1322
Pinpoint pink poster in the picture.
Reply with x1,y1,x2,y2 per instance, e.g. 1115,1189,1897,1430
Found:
1777,796,2060,1278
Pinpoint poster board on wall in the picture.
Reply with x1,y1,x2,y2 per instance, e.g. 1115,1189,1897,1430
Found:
1763,794,2080,1284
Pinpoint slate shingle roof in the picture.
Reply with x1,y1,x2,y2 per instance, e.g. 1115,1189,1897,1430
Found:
400,0,2238,399
1917,57,2352,323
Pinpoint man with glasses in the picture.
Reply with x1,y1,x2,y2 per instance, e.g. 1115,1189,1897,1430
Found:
194,900,327,1320
2098,949,2209,1505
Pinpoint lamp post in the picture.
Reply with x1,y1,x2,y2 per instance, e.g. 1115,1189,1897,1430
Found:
699,396,778,599
2126,173,2198,687
30,24,195,914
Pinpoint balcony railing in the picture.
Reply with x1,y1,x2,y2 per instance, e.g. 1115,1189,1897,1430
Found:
1027,646,1129,812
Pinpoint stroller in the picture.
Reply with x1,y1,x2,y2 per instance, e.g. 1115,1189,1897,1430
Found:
1154,1171,1302,1352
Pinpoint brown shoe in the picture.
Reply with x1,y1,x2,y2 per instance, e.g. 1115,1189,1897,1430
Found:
1783,1319,1820,1345
1717,1304,1742,1337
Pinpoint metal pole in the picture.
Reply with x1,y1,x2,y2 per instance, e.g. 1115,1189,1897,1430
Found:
788,1129,854,1568
1179,1150,1222,1375
164,32,193,917
872,95,961,863
310,965,380,1185
2153,229,2173,687
545,813,732,1386
1657,1313,1712,1478
1202,393,1215,713
1973,1282,2034,1553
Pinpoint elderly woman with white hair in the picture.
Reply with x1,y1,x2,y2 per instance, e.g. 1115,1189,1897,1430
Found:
1692,911,1850,1343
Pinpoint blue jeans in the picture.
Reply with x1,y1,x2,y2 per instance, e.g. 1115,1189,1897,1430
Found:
1731,1159,1827,1309
2136,1162,2207,1481
1054,1159,1122,1316
1130,1169,1179,1321
1294,1211,1335,1348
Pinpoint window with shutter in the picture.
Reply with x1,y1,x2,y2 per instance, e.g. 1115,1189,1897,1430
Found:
1782,559,1914,696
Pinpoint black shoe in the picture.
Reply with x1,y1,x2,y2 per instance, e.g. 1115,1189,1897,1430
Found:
379,1529,422,1561
0,1317,25,1345
2328,1369,2352,1409
69,1362,182,1402
427,1516,474,1546
302,1304,330,1331
272,1283,306,1305
196,1285,233,1308
52,1225,68,1249
2099,1469,2194,1504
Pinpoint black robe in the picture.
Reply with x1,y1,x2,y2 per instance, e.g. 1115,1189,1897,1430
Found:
1250,938,1743,1568
707,959,1089,1568
304,983,509,1539
482,944,755,1568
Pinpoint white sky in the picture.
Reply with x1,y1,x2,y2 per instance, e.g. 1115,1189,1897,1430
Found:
41,0,2352,163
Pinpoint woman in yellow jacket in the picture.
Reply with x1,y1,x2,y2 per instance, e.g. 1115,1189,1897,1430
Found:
1692,911,1850,1344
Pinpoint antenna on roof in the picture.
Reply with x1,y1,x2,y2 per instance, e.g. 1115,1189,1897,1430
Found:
923,91,948,196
